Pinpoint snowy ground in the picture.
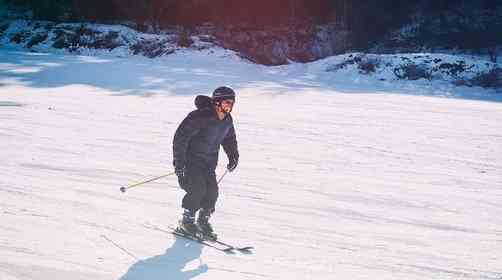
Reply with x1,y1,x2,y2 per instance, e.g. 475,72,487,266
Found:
1,46,502,280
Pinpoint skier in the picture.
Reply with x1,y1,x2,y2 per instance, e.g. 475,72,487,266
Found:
172,86,239,240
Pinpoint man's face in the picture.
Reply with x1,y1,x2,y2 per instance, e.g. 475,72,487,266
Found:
219,99,235,114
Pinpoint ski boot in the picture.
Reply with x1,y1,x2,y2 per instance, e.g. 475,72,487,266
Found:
177,209,199,237
197,209,218,241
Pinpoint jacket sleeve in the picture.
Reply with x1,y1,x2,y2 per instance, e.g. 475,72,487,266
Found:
222,124,239,162
173,113,202,168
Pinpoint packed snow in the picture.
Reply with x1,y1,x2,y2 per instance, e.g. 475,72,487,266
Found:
1,43,501,280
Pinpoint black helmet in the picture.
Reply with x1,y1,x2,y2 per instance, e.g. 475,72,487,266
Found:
212,86,236,102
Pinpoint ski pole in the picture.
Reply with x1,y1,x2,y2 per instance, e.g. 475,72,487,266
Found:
217,170,229,185
120,172,175,193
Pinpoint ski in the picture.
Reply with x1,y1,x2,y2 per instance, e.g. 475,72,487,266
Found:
211,239,254,253
148,224,234,253
171,228,235,254
145,223,253,254
167,226,253,254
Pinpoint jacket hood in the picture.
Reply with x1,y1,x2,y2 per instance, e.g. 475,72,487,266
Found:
195,95,212,109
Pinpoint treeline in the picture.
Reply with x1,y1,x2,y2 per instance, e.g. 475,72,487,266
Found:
6,0,499,26
3,0,501,49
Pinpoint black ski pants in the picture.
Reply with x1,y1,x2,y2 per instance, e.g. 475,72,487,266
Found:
182,163,219,213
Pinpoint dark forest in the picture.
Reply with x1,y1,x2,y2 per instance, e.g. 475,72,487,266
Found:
3,0,502,60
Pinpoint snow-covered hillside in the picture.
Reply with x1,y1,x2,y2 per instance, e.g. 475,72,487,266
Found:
1,42,501,280
0,19,348,65
1,19,502,94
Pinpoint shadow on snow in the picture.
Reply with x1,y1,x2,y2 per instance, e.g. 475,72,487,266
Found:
119,235,207,280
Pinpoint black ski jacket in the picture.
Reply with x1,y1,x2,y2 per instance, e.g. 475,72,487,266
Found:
173,95,239,170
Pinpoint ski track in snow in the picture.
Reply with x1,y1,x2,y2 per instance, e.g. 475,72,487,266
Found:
0,47,502,279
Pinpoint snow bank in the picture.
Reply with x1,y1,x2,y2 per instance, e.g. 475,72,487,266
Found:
315,53,502,95
0,20,214,58
1,20,501,96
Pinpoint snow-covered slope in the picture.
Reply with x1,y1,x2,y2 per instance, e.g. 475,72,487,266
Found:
0,46,501,280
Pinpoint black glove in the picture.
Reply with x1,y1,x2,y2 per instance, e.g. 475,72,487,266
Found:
175,166,187,189
227,157,238,172
175,166,184,177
